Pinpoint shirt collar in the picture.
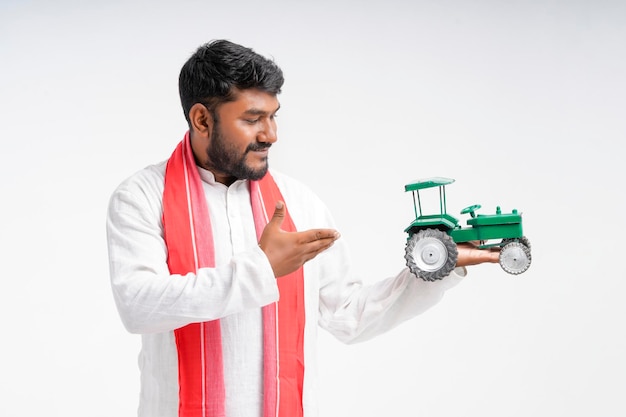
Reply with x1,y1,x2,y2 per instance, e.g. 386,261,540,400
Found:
196,165,248,188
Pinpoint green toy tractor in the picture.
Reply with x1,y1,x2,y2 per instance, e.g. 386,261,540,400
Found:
404,177,531,281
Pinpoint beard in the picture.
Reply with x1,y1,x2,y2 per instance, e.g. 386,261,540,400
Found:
205,124,270,181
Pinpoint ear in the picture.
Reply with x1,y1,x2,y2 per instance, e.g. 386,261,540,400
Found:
189,103,214,138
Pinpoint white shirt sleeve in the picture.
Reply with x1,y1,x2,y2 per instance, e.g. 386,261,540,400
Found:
271,170,465,345
317,248,465,344
106,167,279,334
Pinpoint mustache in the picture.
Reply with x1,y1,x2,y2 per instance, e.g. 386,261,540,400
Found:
246,143,272,153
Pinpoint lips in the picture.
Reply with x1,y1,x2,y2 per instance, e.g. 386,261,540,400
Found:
247,142,271,152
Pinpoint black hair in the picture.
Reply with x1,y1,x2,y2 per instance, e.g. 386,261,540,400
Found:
178,39,284,124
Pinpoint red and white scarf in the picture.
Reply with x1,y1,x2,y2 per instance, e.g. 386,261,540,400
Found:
162,132,305,417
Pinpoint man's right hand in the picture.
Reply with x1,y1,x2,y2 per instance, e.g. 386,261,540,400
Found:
258,201,340,278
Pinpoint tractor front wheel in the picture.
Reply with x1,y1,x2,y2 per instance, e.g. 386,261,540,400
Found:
502,236,532,252
499,241,531,275
405,229,458,281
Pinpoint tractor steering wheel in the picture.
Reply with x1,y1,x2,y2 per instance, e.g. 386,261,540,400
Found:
460,204,481,218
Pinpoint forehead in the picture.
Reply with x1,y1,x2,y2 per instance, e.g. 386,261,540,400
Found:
222,88,280,114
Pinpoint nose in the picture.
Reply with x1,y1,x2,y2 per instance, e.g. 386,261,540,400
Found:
258,118,277,144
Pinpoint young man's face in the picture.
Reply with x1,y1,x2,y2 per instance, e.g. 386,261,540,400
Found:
194,88,280,185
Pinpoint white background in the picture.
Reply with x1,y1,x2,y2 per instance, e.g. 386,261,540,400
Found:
1,0,624,416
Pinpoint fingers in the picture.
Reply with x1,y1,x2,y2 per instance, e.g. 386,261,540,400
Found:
258,222,341,278
272,200,285,215
301,233,340,257
301,228,341,244
268,201,286,227
456,243,500,266
281,229,339,262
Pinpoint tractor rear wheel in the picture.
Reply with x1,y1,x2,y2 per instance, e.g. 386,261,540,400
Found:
405,229,458,281
499,241,531,274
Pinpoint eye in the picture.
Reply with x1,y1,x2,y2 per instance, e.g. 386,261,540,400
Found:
244,118,261,124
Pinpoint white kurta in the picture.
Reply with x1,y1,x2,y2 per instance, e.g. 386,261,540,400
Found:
106,161,465,417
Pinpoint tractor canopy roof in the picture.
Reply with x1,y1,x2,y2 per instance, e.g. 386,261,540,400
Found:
405,177,455,192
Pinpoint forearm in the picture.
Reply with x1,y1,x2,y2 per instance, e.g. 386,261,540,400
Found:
333,267,465,344
106,185,279,334
109,246,279,334
318,241,465,344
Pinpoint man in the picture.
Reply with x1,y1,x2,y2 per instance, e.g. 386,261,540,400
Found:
106,39,498,417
